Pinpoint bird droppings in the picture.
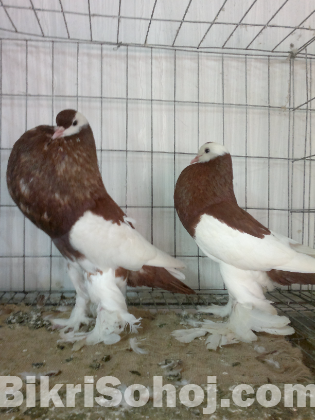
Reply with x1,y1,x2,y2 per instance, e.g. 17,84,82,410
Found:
45,370,62,377
0,407,20,415
191,408,201,416
6,309,51,330
32,362,45,369
158,358,183,370
232,362,241,367
166,371,182,381
23,407,49,418
158,359,183,381
130,370,141,376
0,305,314,420
57,344,65,350
89,360,101,370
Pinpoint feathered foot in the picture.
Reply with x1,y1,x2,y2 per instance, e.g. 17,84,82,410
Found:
59,304,141,345
51,263,92,332
58,270,141,345
172,301,295,351
51,295,92,332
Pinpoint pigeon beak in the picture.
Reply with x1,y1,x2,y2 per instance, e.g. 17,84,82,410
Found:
52,126,65,140
190,155,200,164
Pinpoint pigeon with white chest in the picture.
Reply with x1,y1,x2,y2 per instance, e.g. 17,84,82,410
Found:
6,109,194,345
173,142,315,349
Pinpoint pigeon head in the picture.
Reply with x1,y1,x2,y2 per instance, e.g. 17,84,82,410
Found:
190,142,229,164
53,109,89,139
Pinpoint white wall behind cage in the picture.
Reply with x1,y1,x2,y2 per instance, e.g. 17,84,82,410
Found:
0,0,315,293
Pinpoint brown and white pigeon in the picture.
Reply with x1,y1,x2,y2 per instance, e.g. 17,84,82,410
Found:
173,142,315,349
6,109,194,345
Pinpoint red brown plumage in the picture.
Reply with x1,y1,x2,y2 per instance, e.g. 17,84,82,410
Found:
174,143,315,287
7,109,194,294
175,152,270,239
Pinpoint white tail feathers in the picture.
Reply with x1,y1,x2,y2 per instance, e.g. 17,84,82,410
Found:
146,249,186,270
290,241,315,258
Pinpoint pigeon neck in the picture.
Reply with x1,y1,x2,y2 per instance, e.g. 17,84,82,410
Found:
201,153,236,203
174,153,236,237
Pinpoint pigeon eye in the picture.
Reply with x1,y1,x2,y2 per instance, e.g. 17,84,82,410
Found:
205,148,210,153
73,120,78,126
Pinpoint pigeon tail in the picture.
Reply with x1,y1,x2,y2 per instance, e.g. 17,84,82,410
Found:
145,248,186,270
273,250,315,274
275,232,315,258
268,234,315,284
127,265,195,295
268,269,315,286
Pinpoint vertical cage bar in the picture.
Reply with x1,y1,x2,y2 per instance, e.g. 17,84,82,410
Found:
23,40,29,292
100,44,103,174
0,41,2,212
117,0,122,45
290,58,295,292
76,43,79,111
49,41,55,291
125,46,129,210
245,55,248,211
287,58,291,238
302,50,309,246
173,49,177,258
150,48,153,244
311,59,314,251
267,56,270,228
222,54,225,145
307,57,312,248
87,0,93,42
290,59,295,239
197,51,200,289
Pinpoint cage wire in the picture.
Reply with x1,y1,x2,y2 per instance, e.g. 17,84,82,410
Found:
1,0,315,361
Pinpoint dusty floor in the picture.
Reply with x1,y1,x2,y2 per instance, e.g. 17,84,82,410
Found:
0,303,315,419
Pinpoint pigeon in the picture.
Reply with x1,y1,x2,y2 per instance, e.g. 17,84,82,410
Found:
6,109,194,345
172,141,315,350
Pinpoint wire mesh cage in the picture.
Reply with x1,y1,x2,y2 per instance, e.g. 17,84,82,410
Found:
1,0,315,400
0,0,314,291
0,0,315,314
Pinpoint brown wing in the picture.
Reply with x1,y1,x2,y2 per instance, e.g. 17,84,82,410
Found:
203,201,271,239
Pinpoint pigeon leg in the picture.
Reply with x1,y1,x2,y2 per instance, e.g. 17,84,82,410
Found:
51,263,91,331
173,263,294,350
59,270,141,345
